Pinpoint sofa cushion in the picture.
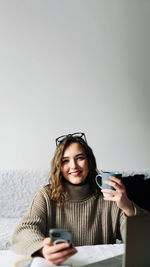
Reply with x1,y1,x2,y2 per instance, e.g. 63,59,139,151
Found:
0,169,49,218
122,175,150,211
0,218,21,250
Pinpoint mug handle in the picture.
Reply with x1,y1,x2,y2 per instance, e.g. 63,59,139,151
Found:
95,174,102,189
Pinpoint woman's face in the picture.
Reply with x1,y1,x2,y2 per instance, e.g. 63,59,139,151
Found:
61,142,89,185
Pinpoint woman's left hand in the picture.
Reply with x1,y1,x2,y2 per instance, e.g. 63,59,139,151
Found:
101,176,135,216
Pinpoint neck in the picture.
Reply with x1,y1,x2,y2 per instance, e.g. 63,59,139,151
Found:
64,180,93,201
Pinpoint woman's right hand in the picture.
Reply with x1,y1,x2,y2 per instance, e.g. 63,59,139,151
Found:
39,237,77,265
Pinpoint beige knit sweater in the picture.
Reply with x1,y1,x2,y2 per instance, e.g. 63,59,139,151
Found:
11,181,144,257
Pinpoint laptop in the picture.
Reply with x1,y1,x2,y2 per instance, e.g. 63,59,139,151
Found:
83,213,150,267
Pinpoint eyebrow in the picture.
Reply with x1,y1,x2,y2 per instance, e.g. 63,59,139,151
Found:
62,153,86,159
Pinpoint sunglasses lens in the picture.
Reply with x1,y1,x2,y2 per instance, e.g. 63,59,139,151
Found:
58,136,66,143
56,135,66,146
72,133,83,138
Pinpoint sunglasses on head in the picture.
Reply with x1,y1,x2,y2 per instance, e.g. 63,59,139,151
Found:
55,132,87,146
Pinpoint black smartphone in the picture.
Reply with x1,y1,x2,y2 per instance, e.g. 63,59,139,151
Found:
49,229,72,246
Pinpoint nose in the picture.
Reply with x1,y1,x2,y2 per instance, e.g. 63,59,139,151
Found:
70,159,77,169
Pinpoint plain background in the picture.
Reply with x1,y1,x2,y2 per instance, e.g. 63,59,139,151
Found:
0,0,150,171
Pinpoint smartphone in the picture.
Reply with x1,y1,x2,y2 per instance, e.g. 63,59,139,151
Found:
49,228,72,246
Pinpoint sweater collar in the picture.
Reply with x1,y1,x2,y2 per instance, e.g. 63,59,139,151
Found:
64,180,93,201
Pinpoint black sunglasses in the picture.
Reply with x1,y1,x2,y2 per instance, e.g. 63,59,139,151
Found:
55,132,87,146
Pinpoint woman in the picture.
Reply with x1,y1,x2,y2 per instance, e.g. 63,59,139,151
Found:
11,132,142,265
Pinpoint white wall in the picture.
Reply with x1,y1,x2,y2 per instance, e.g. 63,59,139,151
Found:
0,0,150,171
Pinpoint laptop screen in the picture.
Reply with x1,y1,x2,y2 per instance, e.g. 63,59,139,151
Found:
124,213,150,267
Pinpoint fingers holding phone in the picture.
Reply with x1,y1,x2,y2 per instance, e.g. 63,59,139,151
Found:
40,231,77,265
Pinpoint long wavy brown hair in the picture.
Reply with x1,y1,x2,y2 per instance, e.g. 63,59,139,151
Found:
48,136,100,207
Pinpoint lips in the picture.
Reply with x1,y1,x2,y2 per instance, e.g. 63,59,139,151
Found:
69,171,81,176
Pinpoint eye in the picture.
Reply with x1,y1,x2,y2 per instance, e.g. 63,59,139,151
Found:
77,156,85,160
61,159,69,164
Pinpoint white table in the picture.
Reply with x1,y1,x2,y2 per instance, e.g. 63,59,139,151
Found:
0,244,124,267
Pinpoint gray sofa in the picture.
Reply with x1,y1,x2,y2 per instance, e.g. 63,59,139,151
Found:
0,169,49,250
0,169,150,250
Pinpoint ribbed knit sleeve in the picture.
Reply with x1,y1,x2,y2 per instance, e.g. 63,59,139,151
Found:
118,210,126,242
11,188,49,256
134,202,149,216
117,202,149,243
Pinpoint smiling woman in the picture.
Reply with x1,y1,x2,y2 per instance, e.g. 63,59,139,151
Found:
61,142,89,185
49,133,99,208
11,133,148,266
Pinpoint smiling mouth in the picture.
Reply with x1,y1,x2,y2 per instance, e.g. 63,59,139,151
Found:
69,171,81,176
